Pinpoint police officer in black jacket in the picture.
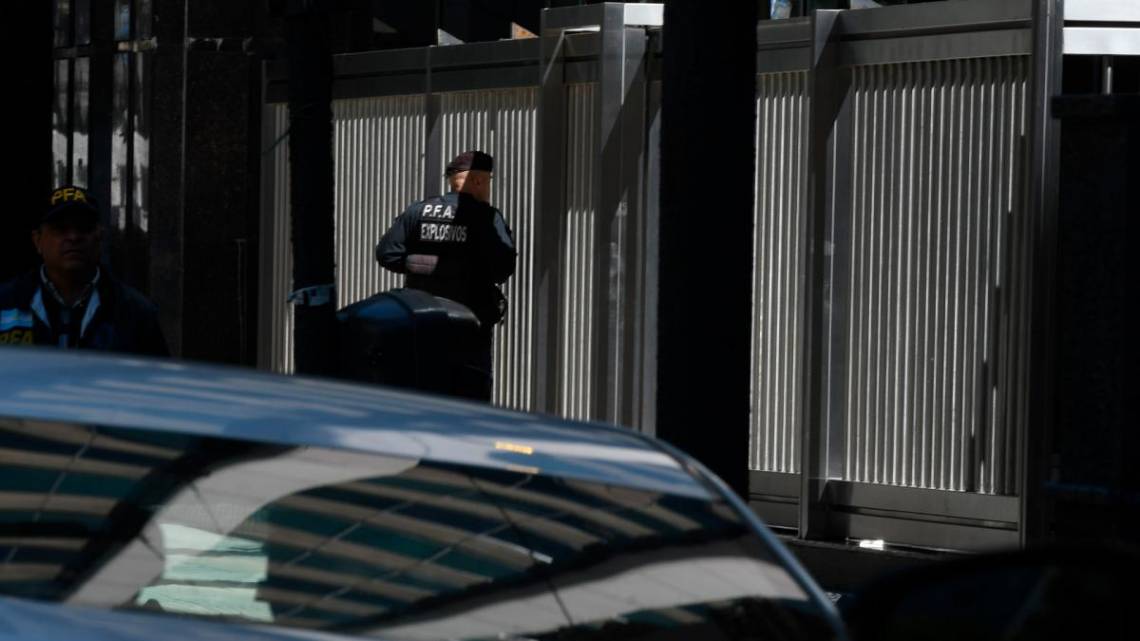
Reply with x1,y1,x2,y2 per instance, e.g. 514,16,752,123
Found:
375,151,516,400
0,185,169,356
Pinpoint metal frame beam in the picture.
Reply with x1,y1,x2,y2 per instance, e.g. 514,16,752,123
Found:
595,5,653,427
256,94,280,372
638,46,662,436
800,8,848,542
543,3,662,429
757,18,812,74
835,0,1032,38
422,48,442,200
535,15,570,418
264,36,600,102
1020,0,1064,548
541,3,663,36
750,471,801,532
827,480,1019,524
836,29,1032,65
832,511,1019,551
753,472,1020,550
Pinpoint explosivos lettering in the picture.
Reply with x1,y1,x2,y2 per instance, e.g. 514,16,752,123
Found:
419,223,468,243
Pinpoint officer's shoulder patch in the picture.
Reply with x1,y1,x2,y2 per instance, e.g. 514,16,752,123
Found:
0,308,33,332
0,308,34,345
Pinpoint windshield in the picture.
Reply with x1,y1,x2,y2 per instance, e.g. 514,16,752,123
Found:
0,416,835,640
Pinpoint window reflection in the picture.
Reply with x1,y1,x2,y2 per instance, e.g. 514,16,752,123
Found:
0,418,831,641
135,523,273,621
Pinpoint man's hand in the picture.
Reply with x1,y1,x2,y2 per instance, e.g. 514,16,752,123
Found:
406,254,439,275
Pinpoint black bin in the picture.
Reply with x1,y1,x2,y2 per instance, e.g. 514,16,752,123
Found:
336,288,487,399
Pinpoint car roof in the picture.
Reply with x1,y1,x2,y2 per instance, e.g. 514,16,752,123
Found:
0,349,711,500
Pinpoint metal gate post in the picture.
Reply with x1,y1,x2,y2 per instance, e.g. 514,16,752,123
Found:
541,3,662,428
423,48,442,199
536,13,570,417
1020,0,1064,548
595,4,660,429
800,9,852,541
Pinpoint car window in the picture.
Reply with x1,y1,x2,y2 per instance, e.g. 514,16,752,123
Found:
0,416,836,641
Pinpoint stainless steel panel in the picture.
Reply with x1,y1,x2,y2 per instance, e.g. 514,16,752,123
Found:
560,84,597,421
263,89,543,414
263,96,427,376
437,88,538,412
334,95,425,309
841,56,1029,495
835,0,1032,37
751,71,809,475
836,29,1033,66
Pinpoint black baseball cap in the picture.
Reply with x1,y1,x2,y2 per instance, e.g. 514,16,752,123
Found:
43,185,100,226
445,150,494,176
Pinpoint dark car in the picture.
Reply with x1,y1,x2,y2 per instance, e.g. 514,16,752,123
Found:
0,349,845,641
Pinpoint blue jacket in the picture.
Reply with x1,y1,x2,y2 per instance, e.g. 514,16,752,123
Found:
0,268,169,357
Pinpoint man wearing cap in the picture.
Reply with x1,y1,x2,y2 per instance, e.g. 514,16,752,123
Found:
376,150,517,401
0,185,169,356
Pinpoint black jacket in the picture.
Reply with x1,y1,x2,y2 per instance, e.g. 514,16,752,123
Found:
0,268,169,357
376,192,516,326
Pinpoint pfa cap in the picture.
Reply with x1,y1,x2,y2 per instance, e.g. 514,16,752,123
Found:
44,185,100,225
445,150,494,176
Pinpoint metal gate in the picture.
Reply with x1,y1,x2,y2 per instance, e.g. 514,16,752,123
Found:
259,0,1138,552
748,0,1140,550
259,5,662,420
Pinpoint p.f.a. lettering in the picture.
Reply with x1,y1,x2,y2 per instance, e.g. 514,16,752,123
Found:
421,203,456,220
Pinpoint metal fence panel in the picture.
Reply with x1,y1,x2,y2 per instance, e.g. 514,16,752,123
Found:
751,72,810,474
259,34,634,423
263,95,427,375
335,95,426,310
264,91,542,412
438,88,538,411
842,56,1029,494
559,84,598,421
